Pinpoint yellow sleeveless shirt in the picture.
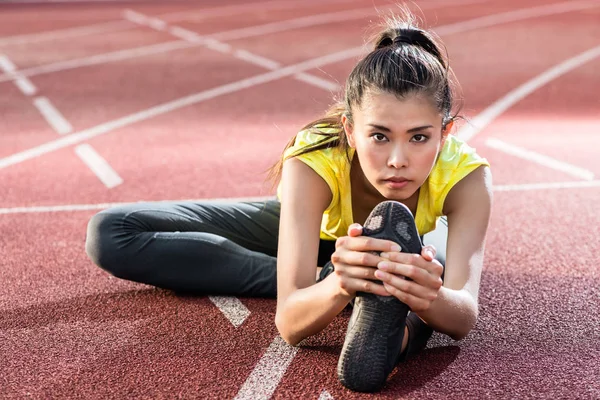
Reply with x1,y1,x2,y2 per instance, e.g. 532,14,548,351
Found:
277,129,490,240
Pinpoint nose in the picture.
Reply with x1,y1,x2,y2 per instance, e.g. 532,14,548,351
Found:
387,143,408,169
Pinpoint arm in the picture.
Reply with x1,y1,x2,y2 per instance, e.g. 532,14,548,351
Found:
274,158,351,346
374,165,492,340
275,158,400,346
417,165,493,339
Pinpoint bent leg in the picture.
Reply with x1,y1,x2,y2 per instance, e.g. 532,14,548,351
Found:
85,200,281,297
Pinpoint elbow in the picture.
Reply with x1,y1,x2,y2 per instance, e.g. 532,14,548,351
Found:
450,307,479,341
275,311,303,347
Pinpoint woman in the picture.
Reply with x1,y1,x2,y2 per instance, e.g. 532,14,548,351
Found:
86,11,492,393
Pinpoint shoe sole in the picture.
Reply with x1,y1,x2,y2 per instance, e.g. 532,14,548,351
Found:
337,201,422,392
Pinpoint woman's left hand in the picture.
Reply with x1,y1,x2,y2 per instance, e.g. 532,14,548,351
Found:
374,246,444,312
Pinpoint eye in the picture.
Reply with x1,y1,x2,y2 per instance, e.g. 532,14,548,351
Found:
411,134,428,143
371,133,388,142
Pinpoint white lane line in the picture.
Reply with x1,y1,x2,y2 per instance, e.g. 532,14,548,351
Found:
0,0,483,84
0,196,276,215
169,26,205,43
209,0,489,42
294,72,341,92
32,97,73,135
74,144,123,188
494,180,600,191
1,0,598,170
123,8,343,91
458,43,600,142
0,40,200,83
13,78,37,96
486,138,595,181
234,335,299,400
0,47,365,170
208,296,251,328
0,20,133,47
146,18,167,31
0,55,37,96
319,390,334,400
436,0,600,36
234,49,340,91
7,179,600,215
233,49,281,70
0,54,17,73
163,0,359,22
0,0,358,47
122,9,147,26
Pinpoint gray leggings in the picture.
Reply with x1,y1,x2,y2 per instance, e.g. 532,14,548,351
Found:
85,199,448,356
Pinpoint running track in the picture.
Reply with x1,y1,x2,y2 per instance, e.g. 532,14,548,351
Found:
1,0,599,398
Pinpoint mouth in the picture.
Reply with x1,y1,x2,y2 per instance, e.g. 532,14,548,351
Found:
384,177,410,183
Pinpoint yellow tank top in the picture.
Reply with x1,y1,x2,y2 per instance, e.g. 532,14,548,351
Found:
277,128,490,240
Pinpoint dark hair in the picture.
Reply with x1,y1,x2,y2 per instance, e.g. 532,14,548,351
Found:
268,10,459,184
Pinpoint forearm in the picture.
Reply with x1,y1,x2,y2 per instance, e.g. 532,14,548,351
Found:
416,286,478,340
276,276,351,346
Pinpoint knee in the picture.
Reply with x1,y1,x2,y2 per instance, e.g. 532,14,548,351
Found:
85,210,131,278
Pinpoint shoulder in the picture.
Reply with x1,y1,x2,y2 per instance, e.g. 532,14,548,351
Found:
425,135,490,217
443,164,492,217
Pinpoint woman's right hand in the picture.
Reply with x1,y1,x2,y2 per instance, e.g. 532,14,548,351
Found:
329,223,402,298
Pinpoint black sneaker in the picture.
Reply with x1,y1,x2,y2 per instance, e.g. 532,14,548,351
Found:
337,200,423,392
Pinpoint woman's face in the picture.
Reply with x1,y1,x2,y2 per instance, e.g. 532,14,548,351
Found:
343,91,449,202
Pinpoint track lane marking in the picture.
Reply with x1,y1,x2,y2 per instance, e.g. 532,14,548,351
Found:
0,46,365,170
0,40,201,84
486,138,595,181
494,180,600,191
208,296,251,328
74,144,123,188
4,179,600,215
32,97,73,135
0,0,487,84
7,0,587,170
0,54,37,96
124,11,342,92
0,0,359,47
0,196,275,215
233,335,299,400
319,390,334,400
458,42,600,142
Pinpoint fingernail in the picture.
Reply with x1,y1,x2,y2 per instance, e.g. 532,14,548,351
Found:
380,252,389,258
426,249,434,258
391,244,401,252
374,270,385,279
378,262,390,270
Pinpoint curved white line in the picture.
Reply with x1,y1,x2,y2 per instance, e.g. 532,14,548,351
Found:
458,44,600,142
1,1,598,172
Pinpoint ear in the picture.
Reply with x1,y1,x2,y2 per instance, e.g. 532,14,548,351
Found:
341,114,355,148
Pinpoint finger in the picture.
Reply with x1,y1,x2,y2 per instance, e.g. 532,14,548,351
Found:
421,245,436,261
378,260,443,289
379,252,444,276
383,283,432,311
338,275,391,297
332,250,382,268
347,223,363,237
336,235,401,253
375,270,439,301
334,263,379,281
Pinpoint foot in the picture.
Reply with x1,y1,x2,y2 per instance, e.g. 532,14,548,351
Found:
337,201,423,392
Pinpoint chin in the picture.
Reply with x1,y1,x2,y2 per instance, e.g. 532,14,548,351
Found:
377,186,416,201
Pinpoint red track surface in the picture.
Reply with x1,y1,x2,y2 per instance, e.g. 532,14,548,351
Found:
1,0,599,398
